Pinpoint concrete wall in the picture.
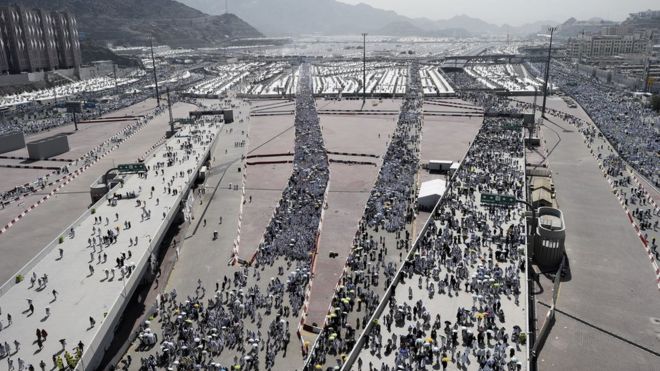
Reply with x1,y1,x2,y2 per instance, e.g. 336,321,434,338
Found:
26,135,69,160
0,131,26,153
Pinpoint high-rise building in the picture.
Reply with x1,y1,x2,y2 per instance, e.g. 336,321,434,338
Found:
0,5,80,74
0,30,9,74
52,11,80,70
567,34,651,60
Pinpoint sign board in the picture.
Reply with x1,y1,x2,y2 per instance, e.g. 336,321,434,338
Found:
117,163,147,173
480,193,516,206
65,101,83,113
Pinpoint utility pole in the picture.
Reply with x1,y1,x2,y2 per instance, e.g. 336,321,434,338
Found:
362,33,367,103
166,87,174,133
113,63,118,95
643,31,653,92
530,86,538,142
150,38,161,107
541,26,558,118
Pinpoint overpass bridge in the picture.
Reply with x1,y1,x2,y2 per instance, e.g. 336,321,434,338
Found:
0,120,222,370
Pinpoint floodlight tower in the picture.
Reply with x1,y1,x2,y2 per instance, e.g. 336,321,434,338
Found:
362,33,367,102
150,38,161,107
166,87,174,133
541,26,558,118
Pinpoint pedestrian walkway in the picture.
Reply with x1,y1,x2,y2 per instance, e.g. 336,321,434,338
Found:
353,117,529,371
0,120,220,370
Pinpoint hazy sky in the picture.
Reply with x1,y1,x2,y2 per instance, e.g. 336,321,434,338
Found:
337,0,658,25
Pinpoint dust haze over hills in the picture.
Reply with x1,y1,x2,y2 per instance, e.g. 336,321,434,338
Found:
178,0,559,36
0,0,263,47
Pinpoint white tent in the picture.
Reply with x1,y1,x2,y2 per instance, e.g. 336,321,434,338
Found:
417,179,447,211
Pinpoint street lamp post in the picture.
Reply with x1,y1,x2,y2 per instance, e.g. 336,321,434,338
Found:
541,27,558,118
362,33,367,103
150,38,160,107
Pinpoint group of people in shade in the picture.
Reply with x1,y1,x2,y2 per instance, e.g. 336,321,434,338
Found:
131,64,329,371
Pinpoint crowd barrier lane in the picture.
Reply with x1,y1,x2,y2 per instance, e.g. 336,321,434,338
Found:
0,112,165,236
1,113,152,208
328,159,377,167
246,160,294,166
232,117,252,265
246,152,293,159
565,104,660,291
326,151,379,158
520,97,659,289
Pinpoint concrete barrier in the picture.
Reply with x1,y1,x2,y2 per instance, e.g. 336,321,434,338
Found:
27,135,70,160
0,131,26,154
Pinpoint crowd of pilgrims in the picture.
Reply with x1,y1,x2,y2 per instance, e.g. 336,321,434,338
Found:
445,71,489,91
134,64,329,371
306,63,427,369
356,117,528,371
255,63,330,267
0,70,205,136
529,61,659,187
364,64,424,233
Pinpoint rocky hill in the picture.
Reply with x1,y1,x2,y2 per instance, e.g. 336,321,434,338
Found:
179,0,557,37
0,0,263,47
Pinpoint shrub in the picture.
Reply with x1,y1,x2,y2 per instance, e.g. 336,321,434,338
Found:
15,274,24,283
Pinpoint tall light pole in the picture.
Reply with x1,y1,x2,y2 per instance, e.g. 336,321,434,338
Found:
362,33,367,103
150,38,161,107
166,87,174,133
541,26,557,118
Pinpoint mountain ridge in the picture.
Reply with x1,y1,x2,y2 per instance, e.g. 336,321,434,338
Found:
0,0,263,47
178,0,559,36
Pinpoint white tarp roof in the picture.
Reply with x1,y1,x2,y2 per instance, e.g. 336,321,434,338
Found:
419,179,447,199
